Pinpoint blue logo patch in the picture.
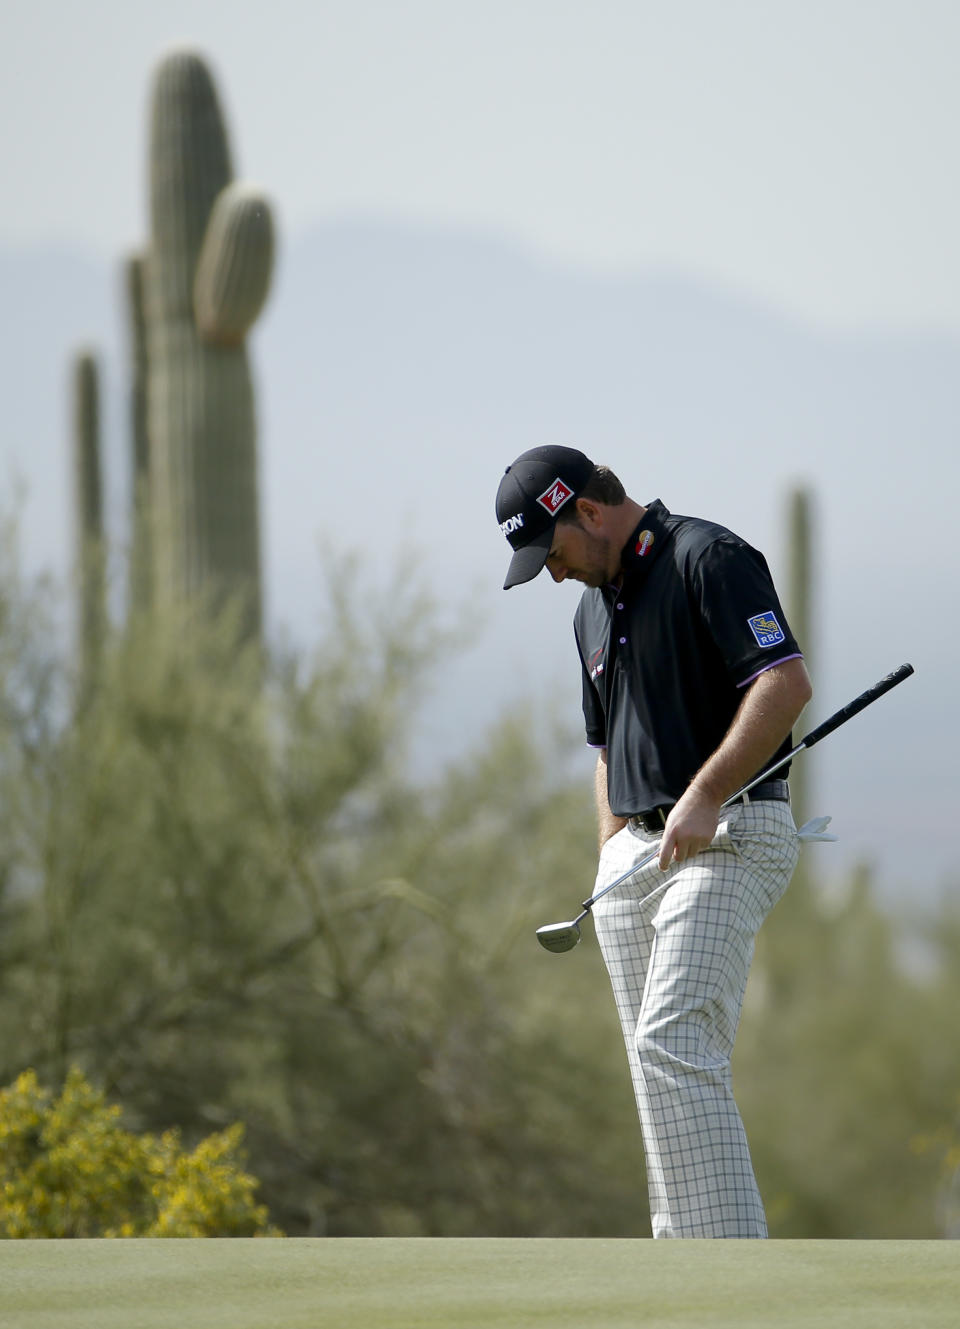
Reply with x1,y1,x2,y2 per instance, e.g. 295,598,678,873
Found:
748,610,786,649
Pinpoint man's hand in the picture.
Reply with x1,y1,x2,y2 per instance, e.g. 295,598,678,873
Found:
657,659,812,871
658,786,723,870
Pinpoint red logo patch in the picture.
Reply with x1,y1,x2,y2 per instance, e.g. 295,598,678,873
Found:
536,478,574,514
635,529,655,557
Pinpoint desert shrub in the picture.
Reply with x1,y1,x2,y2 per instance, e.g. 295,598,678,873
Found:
0,1067,276,1237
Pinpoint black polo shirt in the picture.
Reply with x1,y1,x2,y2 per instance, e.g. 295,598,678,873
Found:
574,499,802,817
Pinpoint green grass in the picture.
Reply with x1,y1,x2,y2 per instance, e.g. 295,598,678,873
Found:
1,1239,957,1328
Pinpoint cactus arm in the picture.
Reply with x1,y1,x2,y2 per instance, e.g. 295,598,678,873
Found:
194,184,275,346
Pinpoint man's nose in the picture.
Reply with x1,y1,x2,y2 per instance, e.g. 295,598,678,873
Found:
547,563,567,583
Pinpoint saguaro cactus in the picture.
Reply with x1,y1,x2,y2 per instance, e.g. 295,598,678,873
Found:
126,254,151,616
71,349,106,690
145,49,275,642
786,486,813,830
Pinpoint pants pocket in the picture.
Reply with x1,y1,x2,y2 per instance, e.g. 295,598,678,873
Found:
727,805,800,910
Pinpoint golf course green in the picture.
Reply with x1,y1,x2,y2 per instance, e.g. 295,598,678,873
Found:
1,1238,957,1328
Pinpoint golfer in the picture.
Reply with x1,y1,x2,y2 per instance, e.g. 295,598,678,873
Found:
496,445,811,1238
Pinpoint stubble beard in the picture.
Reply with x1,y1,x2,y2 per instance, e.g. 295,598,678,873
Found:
576,527,615,588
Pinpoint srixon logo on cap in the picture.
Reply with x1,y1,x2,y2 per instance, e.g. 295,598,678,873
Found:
536,478,574,514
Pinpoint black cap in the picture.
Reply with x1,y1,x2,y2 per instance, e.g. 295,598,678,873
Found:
496,445,595,589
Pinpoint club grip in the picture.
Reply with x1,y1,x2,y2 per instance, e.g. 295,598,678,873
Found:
800,663,914,751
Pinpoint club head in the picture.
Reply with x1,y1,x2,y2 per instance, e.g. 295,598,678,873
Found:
536,920,582,954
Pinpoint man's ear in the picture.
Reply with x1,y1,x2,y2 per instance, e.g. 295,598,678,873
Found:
575,497,604,529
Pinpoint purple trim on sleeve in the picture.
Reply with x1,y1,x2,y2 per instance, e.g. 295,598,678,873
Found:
586,742,606,749
737,653,803,688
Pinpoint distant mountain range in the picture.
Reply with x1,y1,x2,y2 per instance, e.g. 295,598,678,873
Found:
2,217,956,903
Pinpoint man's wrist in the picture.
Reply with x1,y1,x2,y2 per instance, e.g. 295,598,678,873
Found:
684,778,725,809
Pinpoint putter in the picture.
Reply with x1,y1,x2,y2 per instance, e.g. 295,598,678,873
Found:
536,662,915,954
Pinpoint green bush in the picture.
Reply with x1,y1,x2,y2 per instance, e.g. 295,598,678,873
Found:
0,1067,277,1237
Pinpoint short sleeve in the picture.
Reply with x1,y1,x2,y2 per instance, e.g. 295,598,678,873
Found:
694,538,802,686
577,633,607,746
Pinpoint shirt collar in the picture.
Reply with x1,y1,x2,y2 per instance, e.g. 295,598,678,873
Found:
617,499,671,585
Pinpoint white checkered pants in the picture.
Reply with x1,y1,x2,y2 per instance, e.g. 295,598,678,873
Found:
592,800,799,1238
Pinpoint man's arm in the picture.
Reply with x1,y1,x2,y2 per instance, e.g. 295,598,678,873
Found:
595,749,627,854
658,657,813,870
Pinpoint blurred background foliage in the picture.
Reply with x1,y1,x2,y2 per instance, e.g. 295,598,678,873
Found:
0,517,957,1239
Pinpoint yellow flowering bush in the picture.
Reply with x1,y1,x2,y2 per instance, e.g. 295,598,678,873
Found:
0,1068,279,1237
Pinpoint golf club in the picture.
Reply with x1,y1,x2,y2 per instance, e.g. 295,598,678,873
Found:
536,662,915,954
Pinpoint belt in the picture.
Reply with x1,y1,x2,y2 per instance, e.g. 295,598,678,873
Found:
627,780,790,834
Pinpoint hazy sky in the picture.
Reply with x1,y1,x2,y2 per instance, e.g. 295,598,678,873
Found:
4,0,959,332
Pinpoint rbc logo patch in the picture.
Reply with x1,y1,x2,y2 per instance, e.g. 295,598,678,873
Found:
748,611,786,648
